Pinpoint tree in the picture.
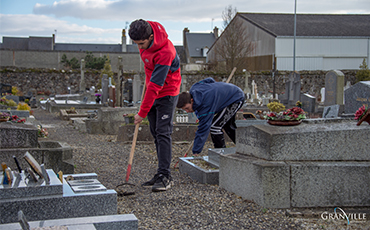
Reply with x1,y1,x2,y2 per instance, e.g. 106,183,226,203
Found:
84,51,107,70
60,54,79,69
97,55,115,89
356,58,370,82
210,5,255,72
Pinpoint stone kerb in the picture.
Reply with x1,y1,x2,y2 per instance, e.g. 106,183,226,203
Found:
236,119,370,161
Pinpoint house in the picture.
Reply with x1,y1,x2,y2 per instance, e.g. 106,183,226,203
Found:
207,13,370,71
182,27,218,70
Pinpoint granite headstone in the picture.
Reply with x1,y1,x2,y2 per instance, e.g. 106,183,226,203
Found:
324,70,344,106
102,74,109,105
344,81,370,114
300,93,316,113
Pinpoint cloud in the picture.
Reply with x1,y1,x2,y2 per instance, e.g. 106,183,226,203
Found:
32,0,236,22
32,0,370,23
0,14,121,43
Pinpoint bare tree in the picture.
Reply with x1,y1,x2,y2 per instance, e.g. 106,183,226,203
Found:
211,5,255,72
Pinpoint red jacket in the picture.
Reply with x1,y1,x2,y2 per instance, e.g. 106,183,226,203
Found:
138,21,182,118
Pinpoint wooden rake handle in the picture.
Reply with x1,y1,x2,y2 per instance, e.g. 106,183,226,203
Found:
125,81,146,183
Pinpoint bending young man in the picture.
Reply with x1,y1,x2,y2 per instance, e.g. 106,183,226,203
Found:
177,77,244,155
128,19,181,192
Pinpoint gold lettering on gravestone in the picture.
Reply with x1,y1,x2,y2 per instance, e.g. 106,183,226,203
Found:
327,77,335,84
356,97,369,107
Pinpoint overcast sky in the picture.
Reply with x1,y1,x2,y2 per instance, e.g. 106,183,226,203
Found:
1,0,369,46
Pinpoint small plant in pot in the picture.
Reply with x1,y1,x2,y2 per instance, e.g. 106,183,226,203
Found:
0,112,10,121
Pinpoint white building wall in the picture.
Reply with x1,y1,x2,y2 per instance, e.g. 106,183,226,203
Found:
275,37,369,71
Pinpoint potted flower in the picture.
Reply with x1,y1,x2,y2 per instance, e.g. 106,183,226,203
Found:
355,105,370,126
95,93,101,104
37,125,49,138
0,112,10,122
265,107,306,126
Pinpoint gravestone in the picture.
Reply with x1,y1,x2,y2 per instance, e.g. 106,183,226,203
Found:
79,59,86,93
251,80,257,99
322,104,340,118
320,88,325,103
281,72,301,107
0,83,12,96
244,71,251,95
300,93,316,113
102,74,109,106
123,78,133,106
344,81,370,114
324,70,344,106
108,86,116,107
133,74,142,103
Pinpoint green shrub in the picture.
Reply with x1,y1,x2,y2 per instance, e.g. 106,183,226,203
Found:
356,59,370,82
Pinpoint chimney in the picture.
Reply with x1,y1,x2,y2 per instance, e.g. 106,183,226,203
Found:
121,29,127,52
183,27,189,47
213,27,218,38
52,34,55,50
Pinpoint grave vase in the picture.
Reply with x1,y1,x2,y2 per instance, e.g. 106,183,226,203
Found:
357,110,370,126
267,120,302,126
0,118,9,122
95,96,101,104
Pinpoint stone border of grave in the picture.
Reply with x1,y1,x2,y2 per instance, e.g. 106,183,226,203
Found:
60,109,89,121
179,156,219,185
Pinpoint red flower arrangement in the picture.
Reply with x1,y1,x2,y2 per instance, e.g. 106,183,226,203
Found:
9,115,26,123
354,105,368,121
265,107,306,121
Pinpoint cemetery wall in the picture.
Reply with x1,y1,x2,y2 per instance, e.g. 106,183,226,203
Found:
0,67,357,97
0,50,141,72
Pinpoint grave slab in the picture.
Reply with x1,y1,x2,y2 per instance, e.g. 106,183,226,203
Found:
219,154,290,208
0,170,117,224
221,118,370,208
0,123,38,148
236,119,370,161
0,214,138,230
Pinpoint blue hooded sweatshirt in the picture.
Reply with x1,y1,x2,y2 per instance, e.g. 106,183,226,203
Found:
190,77,244,154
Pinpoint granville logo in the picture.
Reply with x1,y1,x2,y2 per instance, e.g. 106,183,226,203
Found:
321,207,366,225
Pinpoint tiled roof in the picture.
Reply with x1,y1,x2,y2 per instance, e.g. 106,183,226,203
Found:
186,33,216,57
238,13,370,37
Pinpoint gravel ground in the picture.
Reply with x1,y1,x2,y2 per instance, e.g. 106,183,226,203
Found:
32,108,370,230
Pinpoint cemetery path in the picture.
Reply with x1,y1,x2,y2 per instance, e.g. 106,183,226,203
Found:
31,108,370,230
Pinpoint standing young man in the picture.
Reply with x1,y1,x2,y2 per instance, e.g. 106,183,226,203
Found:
128,19,181,192
177,77,244,155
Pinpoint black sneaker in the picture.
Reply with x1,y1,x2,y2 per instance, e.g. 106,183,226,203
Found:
141,173,160,187
152,174,173,192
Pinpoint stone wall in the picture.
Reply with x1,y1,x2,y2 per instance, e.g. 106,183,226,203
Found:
0,67,358,98
0,50,141,72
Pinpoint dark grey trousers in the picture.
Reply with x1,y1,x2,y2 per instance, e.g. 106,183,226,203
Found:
210,100,243,148
147,95,179,177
